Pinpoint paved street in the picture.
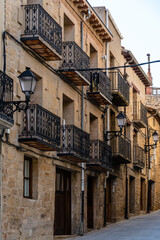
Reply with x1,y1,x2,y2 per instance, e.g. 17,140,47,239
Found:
67,210,160,240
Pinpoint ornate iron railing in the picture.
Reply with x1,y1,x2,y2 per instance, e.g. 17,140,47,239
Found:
110,135,131,161
109,70,129,103
133,101,147,126
59,125,90,159
61,41,90,81
89,71,112,102
19,104,61,145
89,140,112,169
133,145,145,168
23,4,62,55
0,71,14,123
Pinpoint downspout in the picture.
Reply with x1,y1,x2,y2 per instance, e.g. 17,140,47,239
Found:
147,122,150,213
0,1,5,238
104,171,109,227
104,9,110,226
80,9,91,236
124,107,128,219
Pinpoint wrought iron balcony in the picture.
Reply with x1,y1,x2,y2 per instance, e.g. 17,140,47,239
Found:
109,71,129,106
87,71,112,105
133,101,147,128
110,135,131,164
57,125,90,162
87,140,112,172
18,104,61,151
133,145,145,169
21,4,62,61
0,71,14,128
59,41,90,86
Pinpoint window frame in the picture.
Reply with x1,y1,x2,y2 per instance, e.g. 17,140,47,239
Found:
23,156,32,199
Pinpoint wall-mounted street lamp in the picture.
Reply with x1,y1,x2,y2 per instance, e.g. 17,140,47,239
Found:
0,67,37,113
144,131,159,153
106,111,126,141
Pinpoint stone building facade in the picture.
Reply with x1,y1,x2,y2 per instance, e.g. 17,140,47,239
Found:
0,0,159,239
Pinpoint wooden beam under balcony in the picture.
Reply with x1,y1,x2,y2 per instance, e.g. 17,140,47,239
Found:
57,125,90,163
87,140,112,172
18,104,61,151
59,70,90,86
87,71,112,105
19,138,59,151
21,38,62,61
87,91,111,105
110,135,131,164
109,71,129,106
60,41,90,86
21,4,62,61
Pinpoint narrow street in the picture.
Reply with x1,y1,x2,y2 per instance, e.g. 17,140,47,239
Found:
67,210,160,240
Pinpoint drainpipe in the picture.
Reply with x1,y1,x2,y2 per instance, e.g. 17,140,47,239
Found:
0,1,5,238
147,123,150,213
125,162,128,219
80,9,91,236
124,107,128,219
104,171,109,227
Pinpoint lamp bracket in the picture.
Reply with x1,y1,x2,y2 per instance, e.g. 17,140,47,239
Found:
0,99,29,114
105,129,122,141
144,143,157,153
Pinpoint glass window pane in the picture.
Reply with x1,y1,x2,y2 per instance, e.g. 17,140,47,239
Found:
25,160,29,178
24,179,29,197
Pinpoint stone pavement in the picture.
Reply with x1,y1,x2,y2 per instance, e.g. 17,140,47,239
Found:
66,210,160,240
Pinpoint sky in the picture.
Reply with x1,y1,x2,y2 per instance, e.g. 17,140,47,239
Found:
89,0,160,87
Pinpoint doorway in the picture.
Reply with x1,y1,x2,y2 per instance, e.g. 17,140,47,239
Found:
140,178,145,211
87,176,94,228
148,180,155,211
129,176,135,214
106,177,112,222
54,168,71,235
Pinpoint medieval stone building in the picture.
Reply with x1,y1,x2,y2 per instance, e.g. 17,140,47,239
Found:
0,0,159,239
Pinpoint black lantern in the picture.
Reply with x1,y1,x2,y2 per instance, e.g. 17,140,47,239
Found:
18,67,37,100
145,130,159,152
106,111,126,141
0,67,37,115
116,111,126,129
152,131,159,144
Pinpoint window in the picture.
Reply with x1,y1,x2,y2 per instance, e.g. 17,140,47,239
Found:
24,156,38,199
24,156,32,198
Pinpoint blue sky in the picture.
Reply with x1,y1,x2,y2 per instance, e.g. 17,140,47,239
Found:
89,0,160,87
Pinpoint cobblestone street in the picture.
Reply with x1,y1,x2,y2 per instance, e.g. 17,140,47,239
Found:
67,211,160,240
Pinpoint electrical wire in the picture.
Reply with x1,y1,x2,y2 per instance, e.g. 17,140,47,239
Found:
0,137,85,171
4,31,105,112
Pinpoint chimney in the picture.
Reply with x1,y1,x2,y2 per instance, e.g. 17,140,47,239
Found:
147,53,152,83
146,54,152,95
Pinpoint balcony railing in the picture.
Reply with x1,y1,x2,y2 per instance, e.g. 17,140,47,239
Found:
87,71,112,105
133,101,147,128
57,125,90,162
110,135,131,164
87,140,112,171
59,41,90,85
109,71,129,106
19,104,61,151
21,4,62,61
133,145,145,169
0,71,14,128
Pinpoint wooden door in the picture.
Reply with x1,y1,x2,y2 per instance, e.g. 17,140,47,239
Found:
140,178,145,210
87,176,94,228
54,168,71,235
106,178,112,222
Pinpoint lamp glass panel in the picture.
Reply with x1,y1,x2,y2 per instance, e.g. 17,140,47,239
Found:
117,117,126,128
19,76,35,93
153,132,159,142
